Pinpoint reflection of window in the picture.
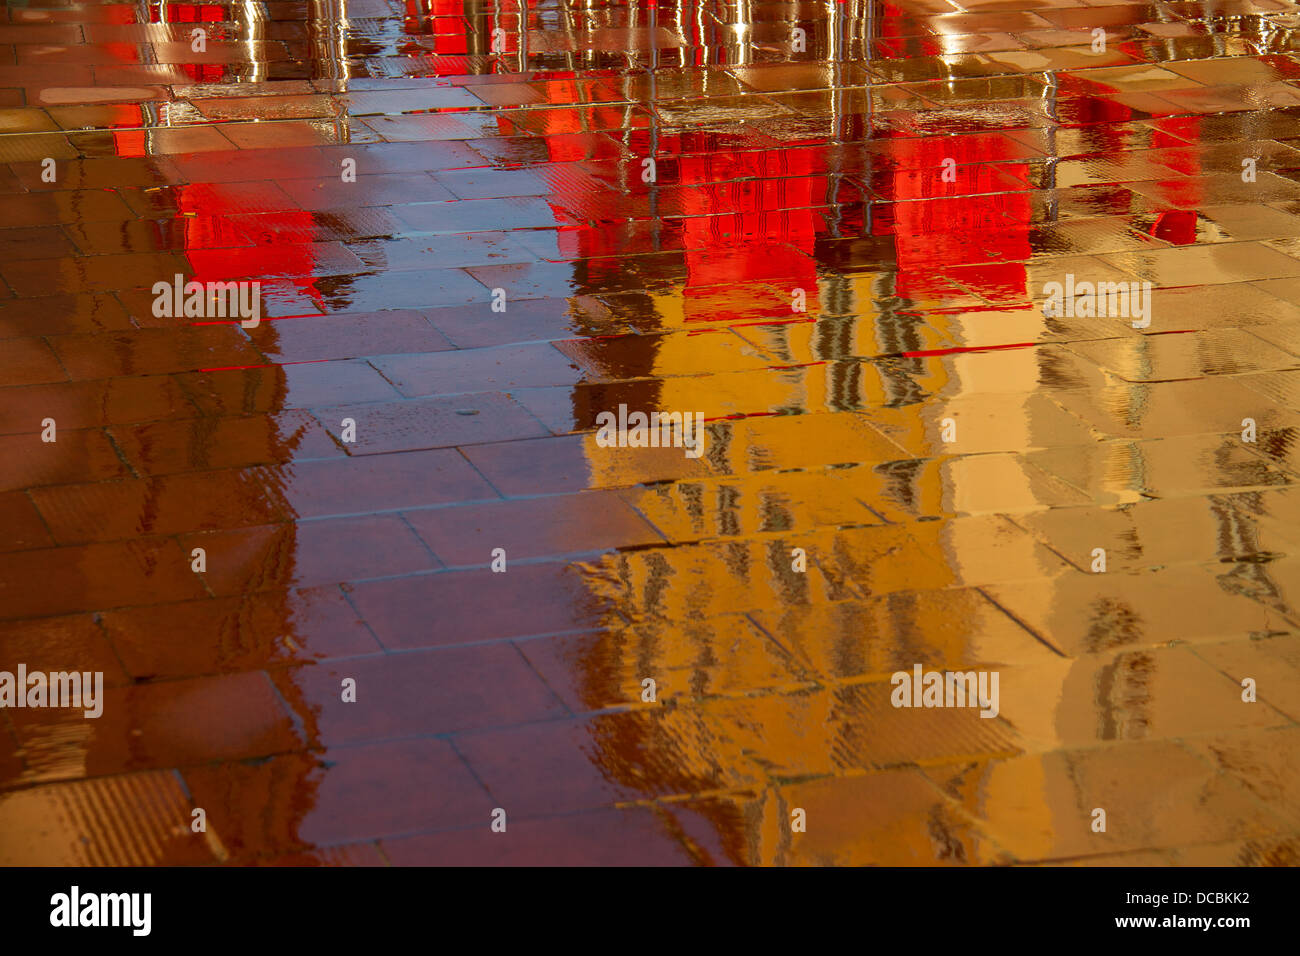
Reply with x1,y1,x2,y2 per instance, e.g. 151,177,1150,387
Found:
151,3,227,24
150,3,228,82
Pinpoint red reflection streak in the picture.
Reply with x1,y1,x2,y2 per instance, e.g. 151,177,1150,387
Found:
900,341,1037,358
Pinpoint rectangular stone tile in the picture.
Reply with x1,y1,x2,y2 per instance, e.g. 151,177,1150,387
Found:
462,433,715,496
185,242,367,282
582,530,863,622
1170,835,1300,867
217,118,379,150
31,469,287,545
620,468,880,542
771,771,1005,865
712,411,910,475
1050,376,1289,439
169,145,348,183
403,491,667,565
754,585,1057,682
0,427,131,491
1185,727,1300,826
1247,319,1300,359
867,391,1100,459
114,179,297,220
0,224,77,261
680,683,1020,780
0,538,203,620
909,514,1077,586
0,612,129,686
180,515,437,595
519,614,812,714
0,772,217,864
373,342,579,398
986,565,1282,655
277,359,403,408
995,646,1290,751
1237,368,1300,412
0,292,134,338
311,267,491,312
110,410,345,477
380,806,698,866
0,337,66,386
1193,633,1300,721
270,644,568,745
1128,171,1300,208
455,711,765,816
925,740,1291,860
259,448,499,520
60,216,252,256
1219,556,1300,632
1011,495,1294,572
0,188,132,228
434,166,555,200
1066,329,1299,382
48,327,265,380
312,392,550,454
337,86,483,114
1142,283,1300,332
558,328,776,380
393,196,562,234
100,586,382,681
347,562,623,648
9,671,302,782
360,111,507,142
182,739,487,856
343,233,538,273
190,93,343,122
244,311,454,364
11,155,180,192
0,489,53,552
852,452,1093,522
172,366,300,418
1031,433,1294,501
420,296,610,349
278,172,455,210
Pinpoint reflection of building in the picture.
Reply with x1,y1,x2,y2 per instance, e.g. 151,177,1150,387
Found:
57,0,365,853
510,0,1214,863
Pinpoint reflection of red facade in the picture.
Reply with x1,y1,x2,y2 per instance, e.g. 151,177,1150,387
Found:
108,4,326,311
886,139,1031,304
413,2,1200,309
152,3,225,22
675,142,821,310
403,0,472,54
152,3,227,82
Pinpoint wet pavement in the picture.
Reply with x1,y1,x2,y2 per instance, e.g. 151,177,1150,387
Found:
2,0,1300,867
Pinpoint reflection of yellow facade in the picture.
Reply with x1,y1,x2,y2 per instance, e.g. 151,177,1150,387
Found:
573,273,1041,864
